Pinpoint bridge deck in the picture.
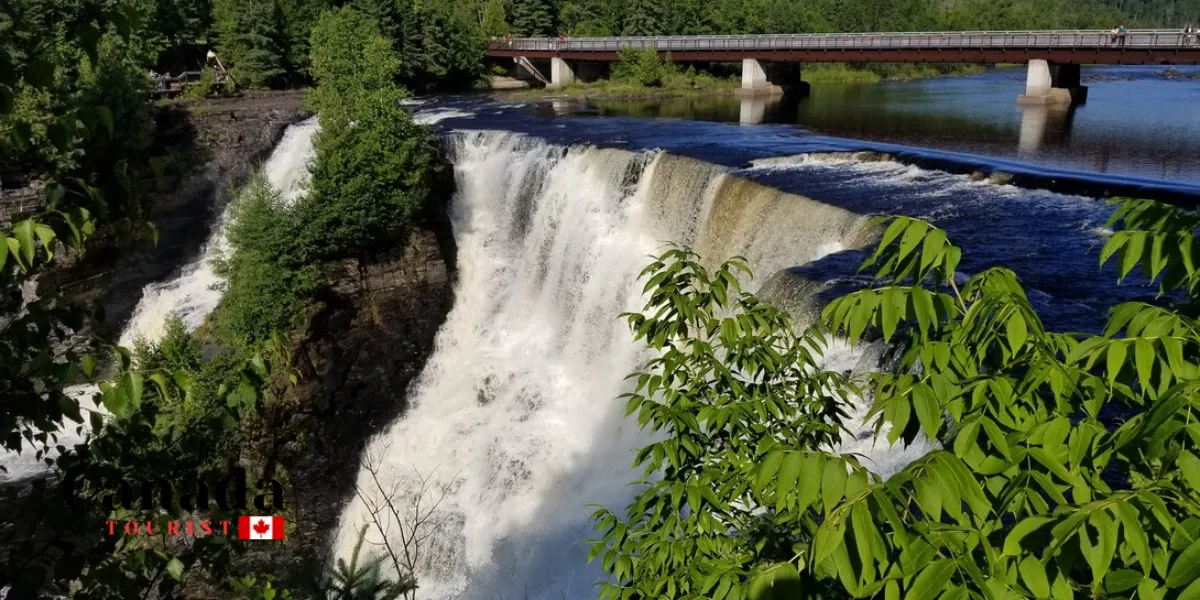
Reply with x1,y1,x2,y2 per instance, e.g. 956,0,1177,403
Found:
488,30,1200,64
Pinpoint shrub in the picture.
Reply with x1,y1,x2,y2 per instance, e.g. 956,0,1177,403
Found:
213,173,319,346
611,47,675,87
183,68,218,99
294,94,440,262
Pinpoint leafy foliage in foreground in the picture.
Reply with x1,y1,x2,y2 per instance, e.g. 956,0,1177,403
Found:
592,198,1200,600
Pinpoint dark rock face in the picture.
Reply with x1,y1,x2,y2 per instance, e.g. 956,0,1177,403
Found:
36,90,310,337
241,223,458,582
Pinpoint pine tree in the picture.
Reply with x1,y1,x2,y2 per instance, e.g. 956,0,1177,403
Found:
621,0,665,35
480,0,511,37
509,0,555,36
212,0,289,87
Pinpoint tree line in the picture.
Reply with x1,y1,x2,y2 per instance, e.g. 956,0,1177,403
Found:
8,0,1197,101
519,0,1193,37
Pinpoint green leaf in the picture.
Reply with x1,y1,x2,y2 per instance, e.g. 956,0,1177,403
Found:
1019,556,1050,597
909,559,955,600
1167,537,1200,588
881,287,902,342
96,106,114,137
796,454,823,512
1104,570,1143,594
1006,311,1027,351
1135,338,1155,394
1113,502,1152,575
822,459,847,513
747,563,803,600
776,452,802,511
757,451,785,492
913,384,941,438
1107,341,1127,384
1004,517,1053,556
1120,231,1145,279
166,557,184,581
878,218,908,253
898,219,929,262
1180,452,1200,494
1179,577,1200,600
13,219,35,266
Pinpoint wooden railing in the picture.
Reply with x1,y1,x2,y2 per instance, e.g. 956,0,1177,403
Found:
149,69,229,97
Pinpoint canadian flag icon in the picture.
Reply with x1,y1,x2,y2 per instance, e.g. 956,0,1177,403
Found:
238,516,285,540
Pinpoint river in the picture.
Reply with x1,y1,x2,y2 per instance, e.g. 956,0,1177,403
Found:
336,67,1198,600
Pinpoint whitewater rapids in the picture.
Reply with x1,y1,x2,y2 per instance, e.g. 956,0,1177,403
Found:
333,130,926,600
0,119,319,484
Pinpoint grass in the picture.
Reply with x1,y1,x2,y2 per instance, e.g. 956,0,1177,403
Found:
504,69,739,100
802,63,989,83
801,65,882,83
502,62,996,99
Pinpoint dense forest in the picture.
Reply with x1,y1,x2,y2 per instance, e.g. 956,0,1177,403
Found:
6,0,1200,103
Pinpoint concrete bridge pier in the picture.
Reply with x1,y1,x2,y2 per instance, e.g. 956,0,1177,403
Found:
1017,60,1088,105
549,57,576,90
738,59,810,97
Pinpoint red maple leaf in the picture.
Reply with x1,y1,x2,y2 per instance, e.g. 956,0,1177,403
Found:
253,519,270,535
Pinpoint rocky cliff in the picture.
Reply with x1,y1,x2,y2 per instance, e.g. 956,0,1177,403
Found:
36,90,310,336
227,222,458,586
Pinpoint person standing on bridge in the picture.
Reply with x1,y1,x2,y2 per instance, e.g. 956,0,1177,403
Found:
1118,24,1128,46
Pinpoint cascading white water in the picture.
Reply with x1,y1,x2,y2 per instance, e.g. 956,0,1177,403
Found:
0,119,319,484
119,117,319,346
335,130,916,600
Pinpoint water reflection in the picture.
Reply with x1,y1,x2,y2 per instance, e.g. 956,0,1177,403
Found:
1017,104,1076,154
573,66,1200,184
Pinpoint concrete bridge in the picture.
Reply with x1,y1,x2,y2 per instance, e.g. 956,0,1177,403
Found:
488,30,1200,104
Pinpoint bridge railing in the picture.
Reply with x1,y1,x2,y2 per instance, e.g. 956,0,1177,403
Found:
490,30,1198,52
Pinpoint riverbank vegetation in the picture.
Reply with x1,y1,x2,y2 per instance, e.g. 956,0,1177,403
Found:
595,199,1200,600
799,63,990,84
520,48,739,99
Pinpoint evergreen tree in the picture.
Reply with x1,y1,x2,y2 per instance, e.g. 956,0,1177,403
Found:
509,0,555,36
353,0,410,43
277,0,334,79
481,0,511,37
622,0,665,35
212,0,289,87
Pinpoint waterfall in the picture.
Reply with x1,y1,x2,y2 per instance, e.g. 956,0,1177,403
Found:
119,118,319,346
334,130,914,600
0,119,319,484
